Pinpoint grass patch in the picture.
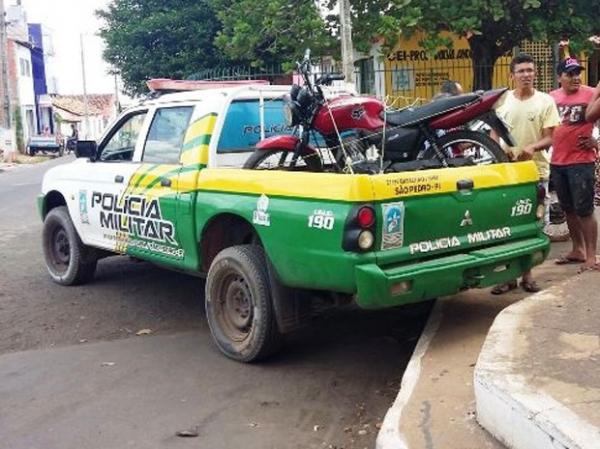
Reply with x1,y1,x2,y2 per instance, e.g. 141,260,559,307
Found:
14,153,55,164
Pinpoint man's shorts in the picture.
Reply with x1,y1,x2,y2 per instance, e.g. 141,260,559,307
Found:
551,163,596,217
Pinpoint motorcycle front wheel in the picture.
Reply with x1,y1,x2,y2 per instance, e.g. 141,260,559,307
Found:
243,148,324,171
420,130,509,165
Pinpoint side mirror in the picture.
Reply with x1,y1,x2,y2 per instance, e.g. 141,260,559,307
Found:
75,140,97,160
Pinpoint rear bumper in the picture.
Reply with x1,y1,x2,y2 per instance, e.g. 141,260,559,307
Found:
355,236,550,309
29,144,61,151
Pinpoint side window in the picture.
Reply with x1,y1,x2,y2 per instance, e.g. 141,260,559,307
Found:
99,112,147,162
143,106,194,164
216,99,291,153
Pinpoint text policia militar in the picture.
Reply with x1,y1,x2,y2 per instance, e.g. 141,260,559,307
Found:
91,192,176,244
409,227,512,254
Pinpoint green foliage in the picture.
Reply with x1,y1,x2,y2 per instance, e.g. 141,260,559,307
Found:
415,0,600,56
213,0,336,68
13,106,24,154
97,0,223,95
344,0,600,88
97,0,600,93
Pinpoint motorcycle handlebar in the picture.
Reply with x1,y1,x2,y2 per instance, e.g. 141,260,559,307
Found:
315,73,345,86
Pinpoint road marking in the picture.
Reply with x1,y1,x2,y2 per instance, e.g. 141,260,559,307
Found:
376,299,444,449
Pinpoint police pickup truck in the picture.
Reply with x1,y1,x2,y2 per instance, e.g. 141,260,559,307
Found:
38,81,549,362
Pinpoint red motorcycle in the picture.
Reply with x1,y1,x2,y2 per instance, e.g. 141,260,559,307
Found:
244,50,513,173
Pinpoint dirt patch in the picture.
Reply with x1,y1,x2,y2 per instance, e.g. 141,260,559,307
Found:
14,153,56,164
1,151,52,166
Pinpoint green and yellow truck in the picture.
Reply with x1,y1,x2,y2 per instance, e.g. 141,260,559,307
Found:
38,84,549,361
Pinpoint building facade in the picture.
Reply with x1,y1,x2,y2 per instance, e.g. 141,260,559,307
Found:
5,2,36,148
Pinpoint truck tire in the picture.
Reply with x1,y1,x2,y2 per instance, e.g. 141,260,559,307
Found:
205,245,283,362
243,148,323,171
421,130,509,164
42,206,97,285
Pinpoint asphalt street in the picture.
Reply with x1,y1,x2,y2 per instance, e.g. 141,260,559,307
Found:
0,156,429,449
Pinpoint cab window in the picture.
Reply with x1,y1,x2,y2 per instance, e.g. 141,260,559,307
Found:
99,111,147,162
216,99,291,153
143,106,194,164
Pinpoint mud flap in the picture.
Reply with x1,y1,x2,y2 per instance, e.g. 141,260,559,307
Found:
265,256,312,334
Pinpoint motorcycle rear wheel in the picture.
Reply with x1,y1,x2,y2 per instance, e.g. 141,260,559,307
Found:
420,130,509,164
243,148,324,171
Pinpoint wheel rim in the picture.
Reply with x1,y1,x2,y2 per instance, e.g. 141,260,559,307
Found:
50,227,70,270
215,272,254,342
441,138,497,164
254,150,316,170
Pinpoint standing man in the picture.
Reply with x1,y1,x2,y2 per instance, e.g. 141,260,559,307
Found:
585,79,600,209
491,53,560,294
551,57,599,271
67,123,79,153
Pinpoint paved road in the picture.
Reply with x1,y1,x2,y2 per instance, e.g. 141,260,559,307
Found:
0,157,429,449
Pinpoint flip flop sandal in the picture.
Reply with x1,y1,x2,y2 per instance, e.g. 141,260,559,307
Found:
491,280,518,295
519,280,541,293
555,255,585,265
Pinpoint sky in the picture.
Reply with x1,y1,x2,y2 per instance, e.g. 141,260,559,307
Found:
19,0,117,95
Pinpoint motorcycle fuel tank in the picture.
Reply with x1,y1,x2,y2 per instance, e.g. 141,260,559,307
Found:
313,96,385,135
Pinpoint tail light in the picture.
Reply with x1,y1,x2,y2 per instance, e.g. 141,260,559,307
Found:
536,182,546,220
343,204,376,252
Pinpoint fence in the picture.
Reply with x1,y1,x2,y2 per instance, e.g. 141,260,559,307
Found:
189,56,587,106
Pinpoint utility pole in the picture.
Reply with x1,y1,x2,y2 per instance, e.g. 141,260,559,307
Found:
113,72,120,115
0,0,11,128
79,33,89,139
339,0,355,85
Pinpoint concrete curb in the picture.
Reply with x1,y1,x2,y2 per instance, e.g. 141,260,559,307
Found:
375,299,443,449
474,281,600,449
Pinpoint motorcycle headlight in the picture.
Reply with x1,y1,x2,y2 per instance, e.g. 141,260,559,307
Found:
297,87,312,109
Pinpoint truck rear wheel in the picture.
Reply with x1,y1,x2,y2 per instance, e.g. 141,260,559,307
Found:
43,206,97,285
205,245,282,362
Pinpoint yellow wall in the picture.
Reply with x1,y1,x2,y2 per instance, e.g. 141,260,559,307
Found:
384,31,512,105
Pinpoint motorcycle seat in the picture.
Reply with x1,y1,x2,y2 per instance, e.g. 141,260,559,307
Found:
383,93,480,127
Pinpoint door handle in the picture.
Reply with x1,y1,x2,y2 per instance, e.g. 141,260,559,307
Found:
114,175,124,183
160,177,172,187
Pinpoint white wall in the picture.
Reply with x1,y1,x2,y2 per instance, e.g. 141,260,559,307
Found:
16,44,37,140
58,115,107,141
16,44,35,105
370,42,386,99
41,25,59,94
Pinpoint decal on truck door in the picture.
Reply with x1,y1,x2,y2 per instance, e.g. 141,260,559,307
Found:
79,190,90,224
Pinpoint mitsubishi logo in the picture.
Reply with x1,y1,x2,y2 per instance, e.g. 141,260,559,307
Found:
460,210,473,227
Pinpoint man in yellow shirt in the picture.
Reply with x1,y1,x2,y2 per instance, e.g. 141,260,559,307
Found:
492,53,560,294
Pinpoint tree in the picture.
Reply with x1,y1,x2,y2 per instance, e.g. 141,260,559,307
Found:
213,0,336,69
13,106,24,154
421,0,600,89
341,0,600,89
97,0,223,95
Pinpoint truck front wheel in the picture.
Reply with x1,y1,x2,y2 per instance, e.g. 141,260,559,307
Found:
205,245,282,362
43,206,97,285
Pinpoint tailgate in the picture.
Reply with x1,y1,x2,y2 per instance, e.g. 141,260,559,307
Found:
369,161,541,265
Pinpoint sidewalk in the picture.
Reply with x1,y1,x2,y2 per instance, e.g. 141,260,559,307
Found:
376,238,600,449
475,271,600,449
